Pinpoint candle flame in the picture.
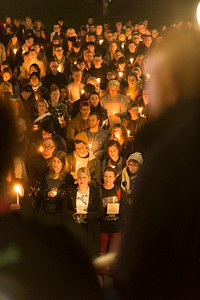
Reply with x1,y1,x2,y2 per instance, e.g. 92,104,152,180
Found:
96,78,101,84
119,72,123,77
14,184,23,196
197,2,200,26
130,58,134,64
99,39,103,45
39,146,43,153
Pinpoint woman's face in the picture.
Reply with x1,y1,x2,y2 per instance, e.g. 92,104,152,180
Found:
129,107,139,119
30,75,39,86
52,157,63,174
110,42,117,52
113,127,123,141
51,90,60,104
103,171,116,186
12,36,18,44
42,130,52,139
21,90,31,101
60,88,67,100
3,72,11,82
37,102,47,114
77,172,90,188
89,94,99,107
108,145,119,161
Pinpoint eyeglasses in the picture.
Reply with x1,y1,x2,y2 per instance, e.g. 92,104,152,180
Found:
42,145,54,150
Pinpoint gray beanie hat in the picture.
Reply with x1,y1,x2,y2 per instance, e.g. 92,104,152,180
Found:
128,152,143,165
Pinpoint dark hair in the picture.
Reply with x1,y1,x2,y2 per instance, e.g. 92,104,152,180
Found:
29,63,41,74
111,123,128,143
107,139,121,152
40,122,55,135
89,91,100,100
84,84,96,95
118,57,126,65
21,84,33,93
89,111,100,120
104,166,117,177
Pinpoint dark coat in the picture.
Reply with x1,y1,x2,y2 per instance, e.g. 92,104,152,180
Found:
113,99,200,299
61,184,104,257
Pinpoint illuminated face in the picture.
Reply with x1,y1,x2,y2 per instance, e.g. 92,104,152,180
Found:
52,157,63,173
128,43,136,52
77,172,90,188
30,75,39,86
75,142,87,156
108,84,119,96
51,90,60,104
127,160,140,173
12,36,18,44
104,170,116,186
37,102,47,114
114,51,123,61
3,72,11,82
55,47,63,58
50,62,59,74
108,145,119,161
80,106,90,119
110,42,118,52
42,130,52,139
129,107,139,119
29,50,37,59
88,115,99,128
41,140,55,159
72,71,82,83
113,127,123,141
128,75,137,87
77,62,85,71
89,94,99,107
85,52,94,62
60,88,67,100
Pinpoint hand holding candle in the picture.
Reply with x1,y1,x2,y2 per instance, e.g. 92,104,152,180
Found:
14,184,23,205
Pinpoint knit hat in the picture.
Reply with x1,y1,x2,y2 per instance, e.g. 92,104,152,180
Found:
128,152,143,165
74,132,88,145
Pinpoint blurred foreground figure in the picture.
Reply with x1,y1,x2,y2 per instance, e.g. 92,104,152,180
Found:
0,102,103,299
112,30,200,299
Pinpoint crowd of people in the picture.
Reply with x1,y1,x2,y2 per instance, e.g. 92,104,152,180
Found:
0,14,199,294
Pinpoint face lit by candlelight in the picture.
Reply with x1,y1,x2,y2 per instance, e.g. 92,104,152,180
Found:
75,142,88,157
89,94,100,107
112,127,123,142
128,107,139,119
51,89,60,104
52,157,63,174
41,139,55,159
88,114,99,129
108,84,119,97
80,105,90,119
108,145,119,162
103,170,116,187
77,172,90,188
128,74,137,88
37,102,48,115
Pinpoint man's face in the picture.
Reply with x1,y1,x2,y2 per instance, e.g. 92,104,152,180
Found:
88,115,99,129
53,25,60,33
73,71,82,83
85,52,94,62
41,140,55,159
94,56,103,66
75,142,87,156
50,62,59,75
54,47,63,58
128,43,136,52
80,106,90,119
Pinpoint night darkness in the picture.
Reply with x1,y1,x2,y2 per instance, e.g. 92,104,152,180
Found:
0,0,199,28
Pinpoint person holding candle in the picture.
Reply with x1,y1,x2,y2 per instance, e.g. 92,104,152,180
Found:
110,123,135,159
66,68,85,103
84,112,109,161
42,60,67,92
6,33,22,72
123,102,147,147
39,151,74,215
122,72,142,102
100,79,128,128
61,167,103,257
101,140,126,180
89,91,109,129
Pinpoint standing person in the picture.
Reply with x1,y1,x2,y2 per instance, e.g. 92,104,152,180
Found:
61,167,103,257
100,80,128,128
66,68,84,103
67,132,101,187
39,151,74,215
42,60,67,92
112,30,200,300
100,167,125,268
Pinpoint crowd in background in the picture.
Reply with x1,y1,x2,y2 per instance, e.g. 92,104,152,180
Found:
0,14,197,279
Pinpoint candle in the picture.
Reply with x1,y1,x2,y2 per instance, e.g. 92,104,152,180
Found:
146,74,150,80
197,2,200,26
130,58,134,64
58,65,62,72
99,39,103,45
39,146,43,153
96,78,101,84
74,61,77,65
14,184,22,205
88,143,92,150
121,43,124,49
101,119,108,128
81,89,84,95
127,130,131,137
138,107,143,115
119,72,123,78
13,48,17,55
52,189,57,196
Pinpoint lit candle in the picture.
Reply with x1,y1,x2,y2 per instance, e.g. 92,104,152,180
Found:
101,119,108,128
39,146,43,153
74,61,77,65
88,143,92,150
138,107,143,115
13,48,17,55
146,74,150,80
14,184,22,205
121,43,124,49
119,72,123,78
52,189,57,196
96,78,101,84
127,130,130,137
99,39,103,45
58,65,62,72
130,58,134,64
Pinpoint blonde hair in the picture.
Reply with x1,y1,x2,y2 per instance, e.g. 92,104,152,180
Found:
35,98,49,109
77,167,91,181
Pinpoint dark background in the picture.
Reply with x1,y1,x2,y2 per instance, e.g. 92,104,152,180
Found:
0,0,199,30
